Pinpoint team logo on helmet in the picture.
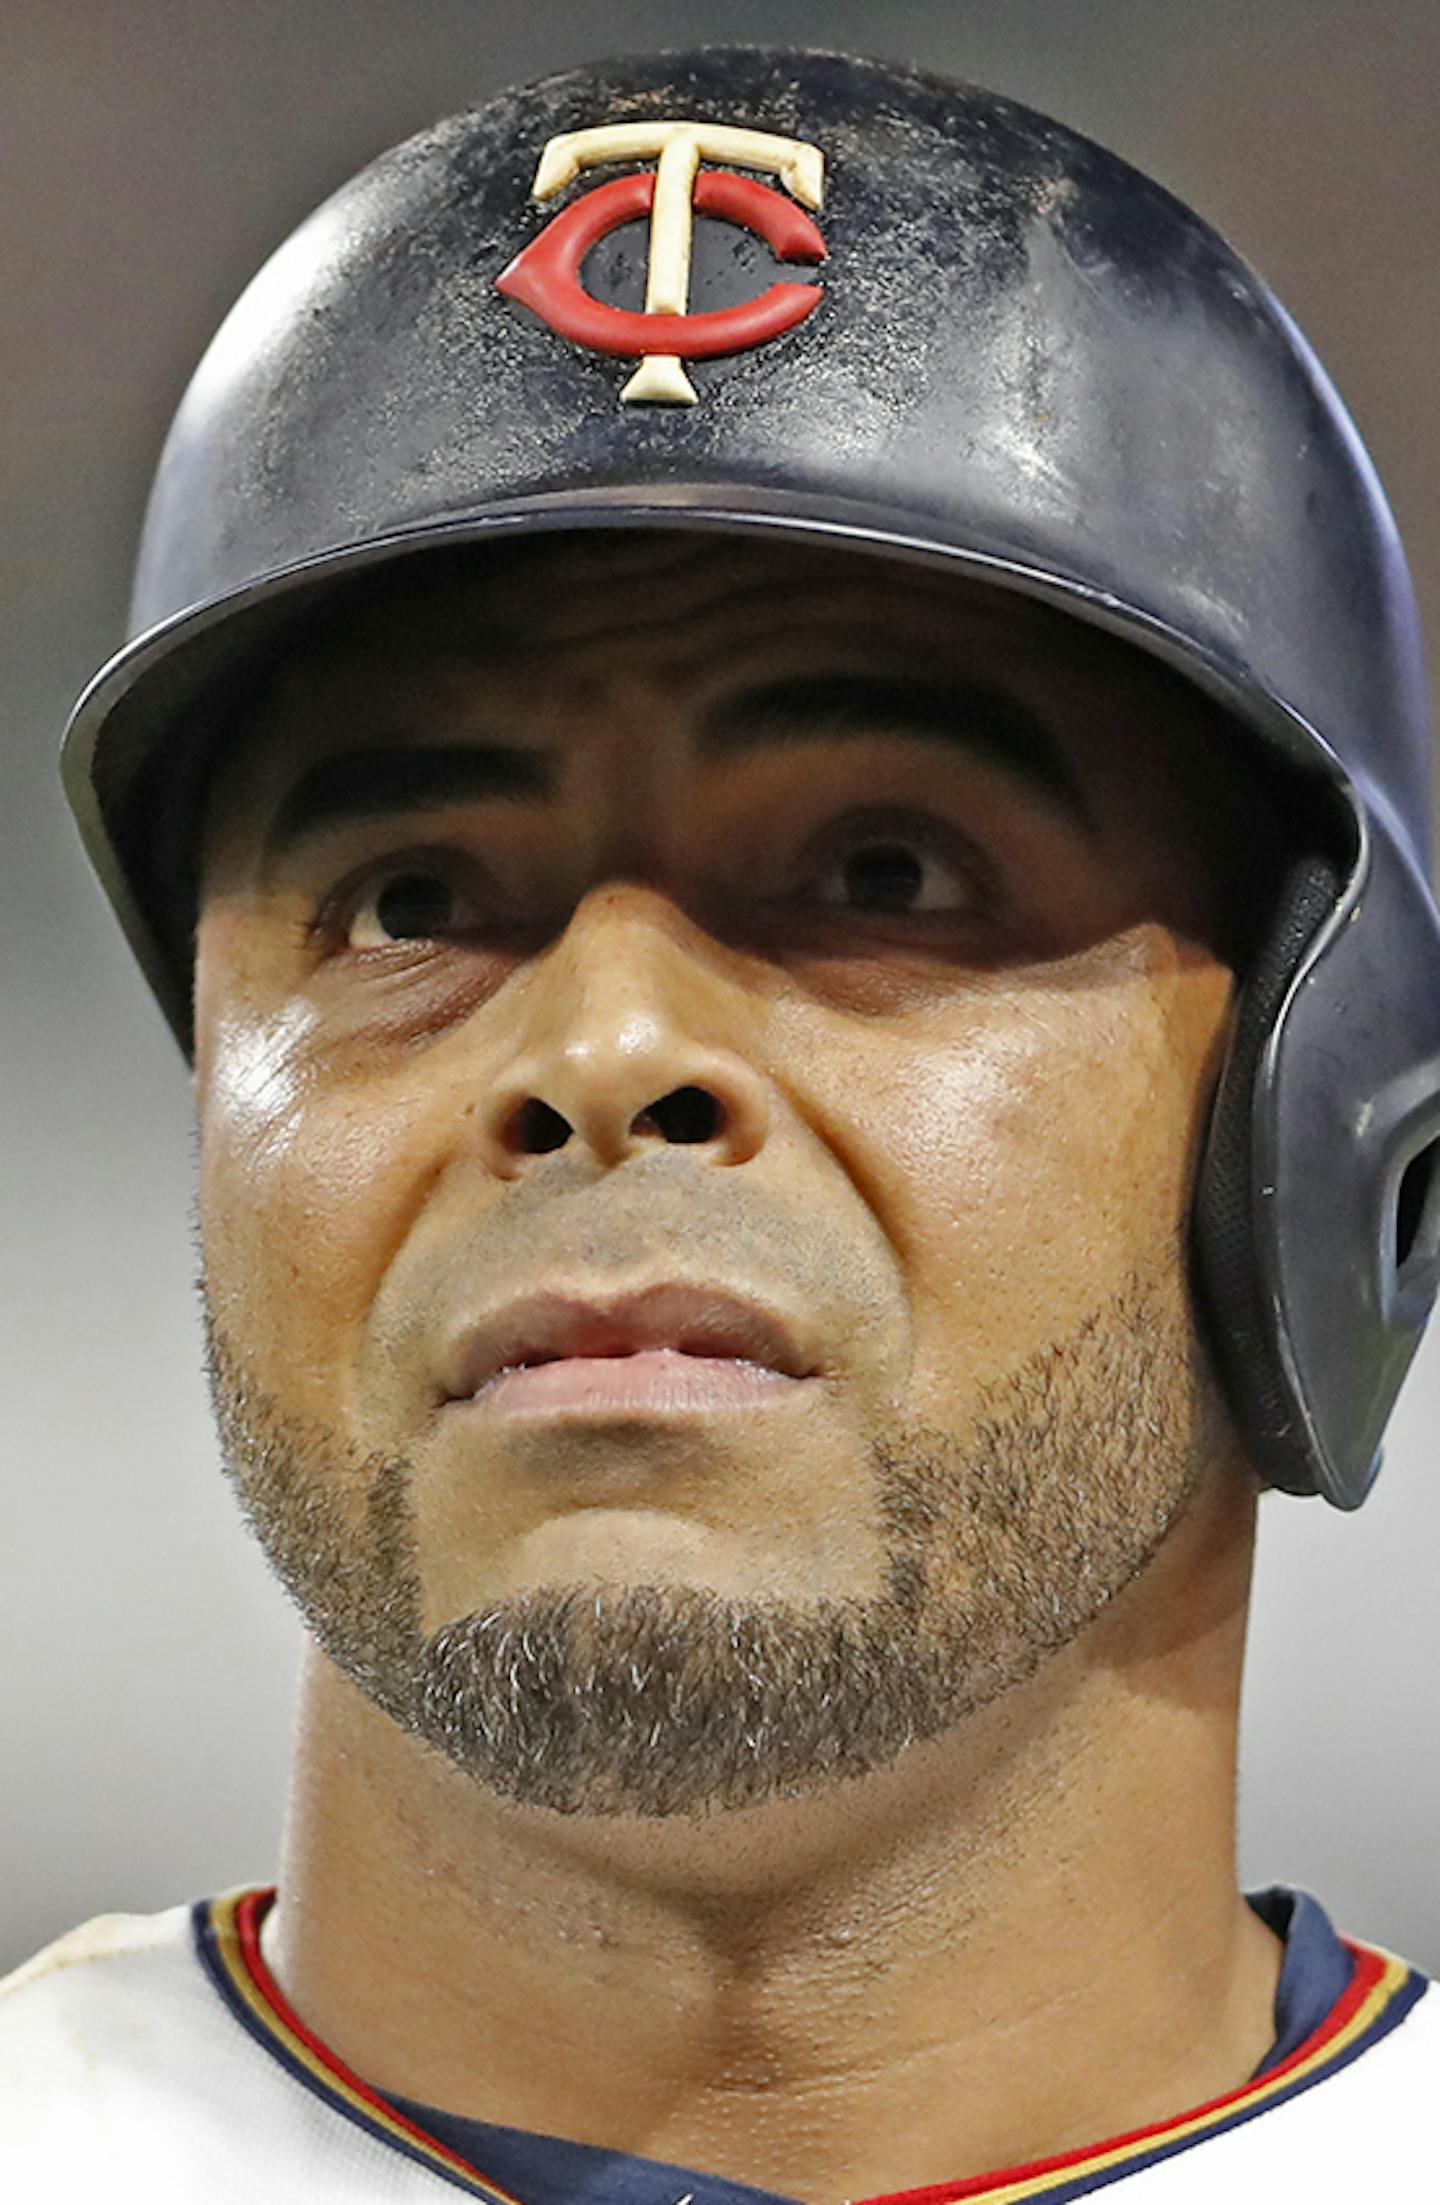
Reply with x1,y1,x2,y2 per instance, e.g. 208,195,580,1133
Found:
496,121,827,405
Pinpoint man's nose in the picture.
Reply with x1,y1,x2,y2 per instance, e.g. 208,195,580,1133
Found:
471,886,772,1177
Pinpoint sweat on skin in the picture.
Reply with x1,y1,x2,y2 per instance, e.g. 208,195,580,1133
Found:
188,529,1290,2201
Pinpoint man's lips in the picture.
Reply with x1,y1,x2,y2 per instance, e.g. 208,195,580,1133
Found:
461,1347,803,1416
442,1282,822,1415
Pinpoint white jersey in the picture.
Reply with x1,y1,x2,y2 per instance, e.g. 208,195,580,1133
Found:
0,1885,1432,2203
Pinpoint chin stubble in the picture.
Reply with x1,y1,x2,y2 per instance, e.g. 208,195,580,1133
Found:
200,1261,1217,1818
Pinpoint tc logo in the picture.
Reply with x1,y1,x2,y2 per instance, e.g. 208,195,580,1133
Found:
496,120,827,405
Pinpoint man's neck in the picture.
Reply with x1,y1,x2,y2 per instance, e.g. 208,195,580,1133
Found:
262,1485,1281,2203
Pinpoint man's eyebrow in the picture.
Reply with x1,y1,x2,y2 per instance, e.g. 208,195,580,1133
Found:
262,673,1095,856
264,743,556,857
697,674,1096,827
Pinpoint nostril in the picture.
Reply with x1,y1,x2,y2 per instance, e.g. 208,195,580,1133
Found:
637,1086,725,1144
507,1097,571,1154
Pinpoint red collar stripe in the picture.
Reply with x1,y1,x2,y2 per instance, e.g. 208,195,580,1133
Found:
196,1886,1426,2205
856,1942,1421,2205
198,1887,520,2200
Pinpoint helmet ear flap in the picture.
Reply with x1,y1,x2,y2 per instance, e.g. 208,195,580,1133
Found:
1189,844,1346,1500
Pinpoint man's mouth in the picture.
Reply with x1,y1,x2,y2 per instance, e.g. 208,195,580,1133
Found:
442,1281,822,1419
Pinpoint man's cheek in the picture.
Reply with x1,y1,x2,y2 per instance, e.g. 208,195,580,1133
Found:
200,1049,442,1417
892,982,1207,1409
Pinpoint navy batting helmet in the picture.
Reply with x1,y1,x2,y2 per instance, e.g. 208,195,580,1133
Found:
59,48,1440,1511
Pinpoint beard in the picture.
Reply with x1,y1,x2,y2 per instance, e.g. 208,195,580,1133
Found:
200,1257,1223,1819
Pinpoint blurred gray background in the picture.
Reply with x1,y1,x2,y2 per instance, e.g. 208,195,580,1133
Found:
4,0,1437,1977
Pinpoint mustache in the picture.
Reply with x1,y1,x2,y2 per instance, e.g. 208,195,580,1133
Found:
399,1144,880,1331
454,1146,855,1287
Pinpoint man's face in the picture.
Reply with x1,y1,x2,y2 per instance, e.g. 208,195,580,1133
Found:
194,532,1269,1817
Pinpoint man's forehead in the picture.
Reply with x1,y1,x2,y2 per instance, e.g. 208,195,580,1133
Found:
194,528,1265,910
207,575,1054,888
278,532,1079,672
225,530,1188,775
194,527,1284,970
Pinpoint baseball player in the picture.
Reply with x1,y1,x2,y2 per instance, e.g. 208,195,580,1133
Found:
3,44,1435,2202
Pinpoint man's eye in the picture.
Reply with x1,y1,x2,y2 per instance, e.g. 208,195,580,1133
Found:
342,865,476,949
804,823,984,916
